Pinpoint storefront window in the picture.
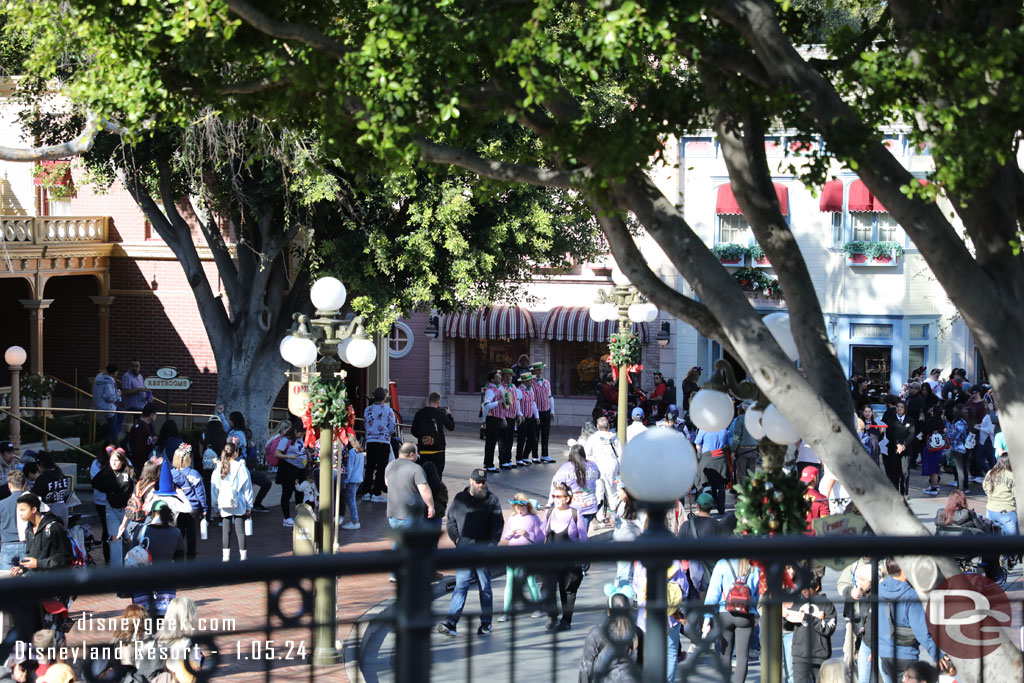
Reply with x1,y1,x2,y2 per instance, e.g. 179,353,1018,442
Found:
851,345,892,400
549,341,613,398
455,338,529,393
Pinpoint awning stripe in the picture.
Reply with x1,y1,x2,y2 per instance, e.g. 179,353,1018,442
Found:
540,306,649,343
716,182,789,216
442,305,535,339
819,179,844,212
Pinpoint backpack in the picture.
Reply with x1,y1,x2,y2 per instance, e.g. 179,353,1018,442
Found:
124,482,153,523
927,431,946,450
725,561,753,615
202,447,217,470
69,536,87,571
265,435,284,467
964,432,976,450
124,537,152,568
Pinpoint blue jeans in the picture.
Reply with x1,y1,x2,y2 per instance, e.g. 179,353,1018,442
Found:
858,644,872,683
106,413,123,442
445,567,493,628
388,516,414,580
987,509,1018,536
782,630,794,683
0,541,26,571
341,483,360,523
106,506,125,567
667,622,681,683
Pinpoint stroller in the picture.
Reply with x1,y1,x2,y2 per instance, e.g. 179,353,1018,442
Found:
935,515,1008,584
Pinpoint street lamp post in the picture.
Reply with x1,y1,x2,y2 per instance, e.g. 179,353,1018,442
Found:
279,276,378,667
620,426,697,683
5,346,27,450
589,269,658,441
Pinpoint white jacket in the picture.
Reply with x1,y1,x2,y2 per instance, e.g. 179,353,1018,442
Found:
586,431,621,477
211,459,254,517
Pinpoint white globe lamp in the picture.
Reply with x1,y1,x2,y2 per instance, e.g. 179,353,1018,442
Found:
280,335,318,368
589,302,609,322
610,267,631,287
762,312,799,362
689,389,735,432
345,337,377,368
745,406,766,441
4,345,27,367
310,276,347,313
627,303,647,323
762,404,800,444
620,426,697,504
643,303,658,322
337,337,352,364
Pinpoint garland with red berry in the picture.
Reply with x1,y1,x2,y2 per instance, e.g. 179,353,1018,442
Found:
607,331,641,367
734,468,810,536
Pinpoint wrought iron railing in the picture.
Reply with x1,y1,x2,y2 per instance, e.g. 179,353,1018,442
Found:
0,532,1021,682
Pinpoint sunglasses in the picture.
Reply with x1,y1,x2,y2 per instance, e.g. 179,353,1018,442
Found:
551,494,568,499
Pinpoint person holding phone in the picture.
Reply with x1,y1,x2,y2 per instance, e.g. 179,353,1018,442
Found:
412,392,455,476
8,493,72,577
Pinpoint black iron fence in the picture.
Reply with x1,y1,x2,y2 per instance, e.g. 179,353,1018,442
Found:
1,532,1022,683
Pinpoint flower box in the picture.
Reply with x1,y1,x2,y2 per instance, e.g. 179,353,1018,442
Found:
720,256,744,266
846,250,898,266
712,244,749,267
753,256,772,267
842,241,904,267
749,245,770,267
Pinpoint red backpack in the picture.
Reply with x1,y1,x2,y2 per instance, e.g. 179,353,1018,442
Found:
725,561,753,615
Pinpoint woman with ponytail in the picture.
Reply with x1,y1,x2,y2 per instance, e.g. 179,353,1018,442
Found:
211,442,253,561
91,446,136,566
171,443,207,560
547,442,601,533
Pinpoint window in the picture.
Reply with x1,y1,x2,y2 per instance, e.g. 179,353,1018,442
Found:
850,212,900,243
831,213,843,247
549,341,612,397
851,345,892,400
908,346,926,377
850,324,893,338
388,322,414,359
851,213,873,242
455,339,529,394
909,324,928,339
719,215,751,245
877,214,898,242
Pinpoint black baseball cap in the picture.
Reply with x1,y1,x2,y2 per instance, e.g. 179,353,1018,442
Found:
0,441,14,452
470,468,488,482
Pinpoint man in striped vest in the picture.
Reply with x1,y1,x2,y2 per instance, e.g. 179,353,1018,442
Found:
515,373,540,466
496,368,520,469
531,362,556,463
480,371,504,473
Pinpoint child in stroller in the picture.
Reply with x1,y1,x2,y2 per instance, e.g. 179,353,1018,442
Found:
934,490,1006,583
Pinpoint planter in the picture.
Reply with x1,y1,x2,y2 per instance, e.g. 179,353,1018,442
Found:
846,250,898,266
720,257,744,266
753,257,771,268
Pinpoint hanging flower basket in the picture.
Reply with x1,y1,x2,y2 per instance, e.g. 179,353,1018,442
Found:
842,240,904,266
712,243,749,266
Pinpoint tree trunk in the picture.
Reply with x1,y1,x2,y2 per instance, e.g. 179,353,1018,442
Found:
215,345,287,453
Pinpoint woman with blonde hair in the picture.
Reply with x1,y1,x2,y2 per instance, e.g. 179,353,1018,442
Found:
137,596,201,680
496,492,543,623
171,444,207,560
211,442,253,561
818,659,852,683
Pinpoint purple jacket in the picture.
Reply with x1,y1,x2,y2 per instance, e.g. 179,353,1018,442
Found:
548,461,601,515
502,513,543,546
542,507,588,542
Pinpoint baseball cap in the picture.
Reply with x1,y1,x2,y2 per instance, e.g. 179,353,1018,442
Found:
470,468,488,482
0,441,13,452
799,467,820,483
696,492,715,510
631,407,644,420
151,499,170,513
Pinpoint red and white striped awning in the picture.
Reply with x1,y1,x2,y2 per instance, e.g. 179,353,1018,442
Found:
443,305,536,340
540,306,649,343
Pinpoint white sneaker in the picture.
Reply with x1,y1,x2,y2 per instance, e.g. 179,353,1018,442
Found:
341,521,361,530
362,493,372,501
972,476,986,483
923,486,939,496
371,494,388,503
282,518,295,527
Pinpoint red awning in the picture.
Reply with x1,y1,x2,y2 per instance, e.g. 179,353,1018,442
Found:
819,179,843,212
716,183,789,216
540,306,649,343
847,180,876,212
443,305,535,340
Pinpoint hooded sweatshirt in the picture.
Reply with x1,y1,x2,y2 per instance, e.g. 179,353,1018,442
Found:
876,578,939,662
23,512,72,572
790,592,837,663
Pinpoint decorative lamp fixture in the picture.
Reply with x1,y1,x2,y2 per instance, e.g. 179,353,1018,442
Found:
610,266,631,287
310,276,347,313
761,404,800,444
345,336,378,368
424,315,440,339
656,322,671,348
745,406,766,441
4,345,26,367
620,426,697,504
627,302,647,323
689,389,735,432
588,301,610,322
762,312,799,362
280,334,318,368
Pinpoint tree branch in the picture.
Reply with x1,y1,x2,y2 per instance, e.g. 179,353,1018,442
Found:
701,41,772,88
225,0,350,60
0,114,122,161
414,137,590,189
190,196,240,304
219,76,294,95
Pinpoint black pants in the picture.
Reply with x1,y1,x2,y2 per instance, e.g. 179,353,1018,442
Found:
95,503,110,563
718,611,756,683
483,416,504,468
950,451,970,490
699,454,729,514
177,510,200,560
499,418,516,465
221,515,246,552
420,451,446,477
883,451,909,495
360,443,390,496
792,658,823,683
516,417,538,462
538,410,552,460
251,470,272,508
546,566,584,626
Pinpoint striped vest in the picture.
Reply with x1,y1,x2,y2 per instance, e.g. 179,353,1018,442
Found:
534,378,552,412
518,384,537,418
496,383,519,419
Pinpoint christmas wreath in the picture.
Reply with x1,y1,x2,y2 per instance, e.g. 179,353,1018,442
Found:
607,331,641,367
734,468,811,537
302,376,351,448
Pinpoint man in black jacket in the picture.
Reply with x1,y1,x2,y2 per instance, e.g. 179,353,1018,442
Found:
437,469,504,638
411,392,455,476
785,575,837,683
8,493,71,577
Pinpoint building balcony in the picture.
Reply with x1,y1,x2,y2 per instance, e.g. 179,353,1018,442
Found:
0,216,114,288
